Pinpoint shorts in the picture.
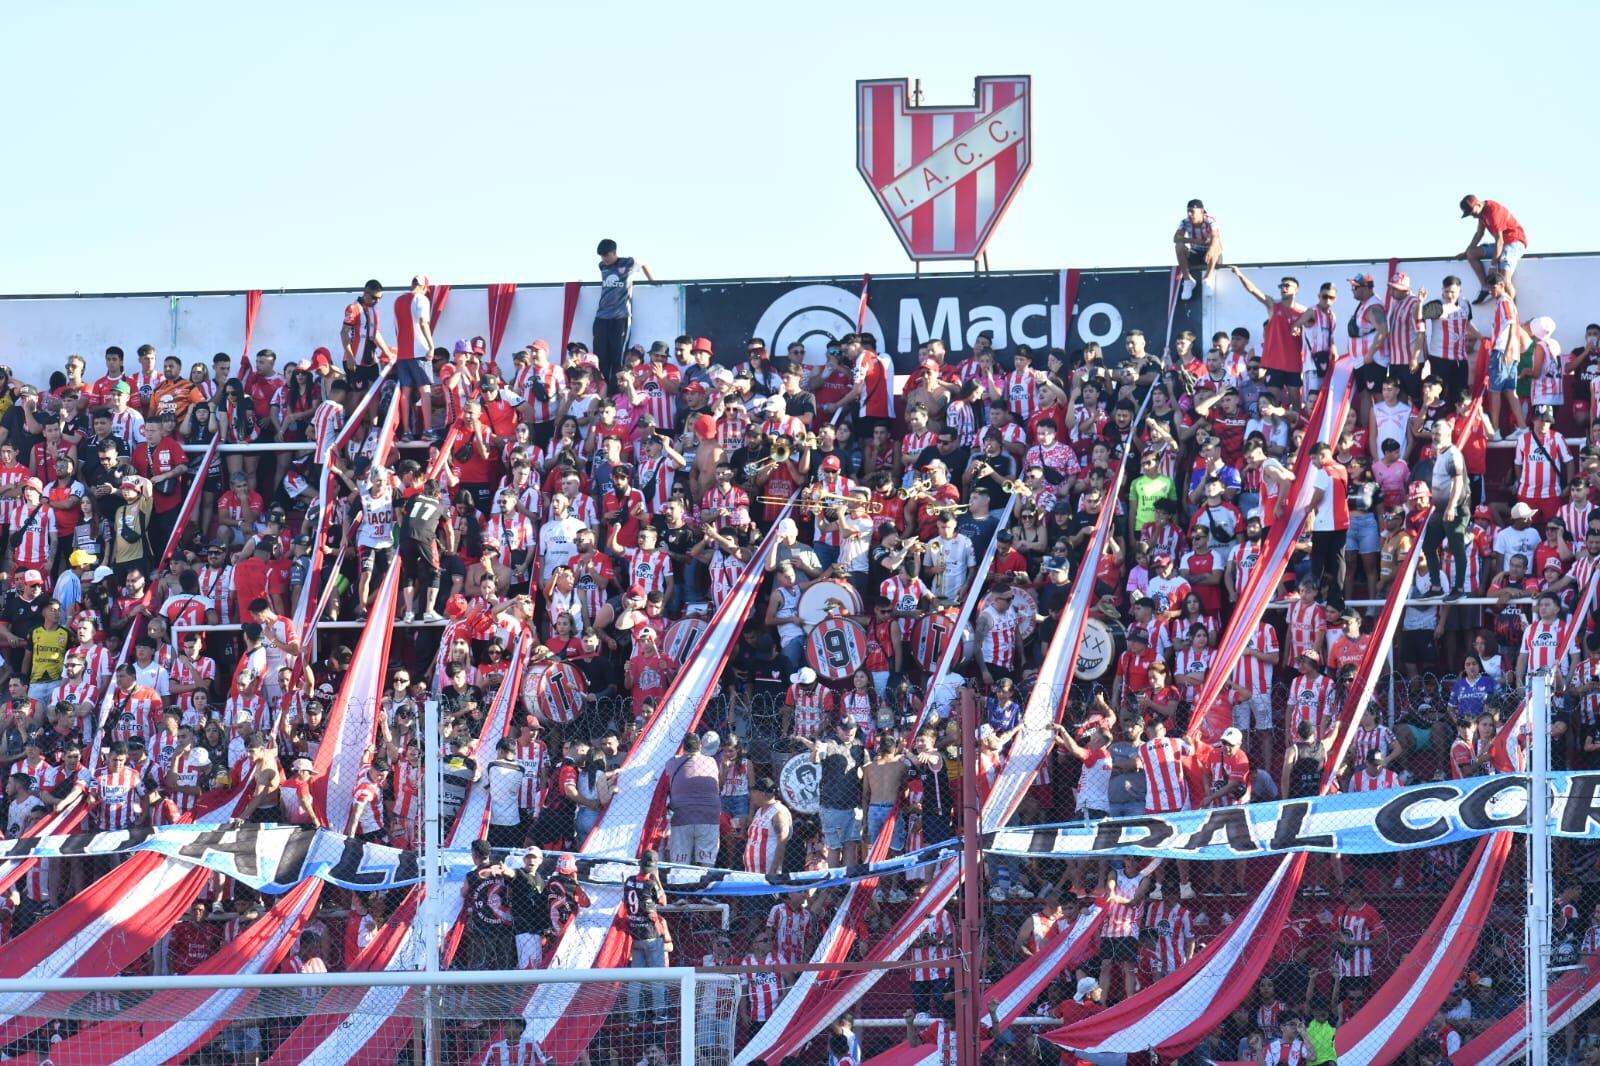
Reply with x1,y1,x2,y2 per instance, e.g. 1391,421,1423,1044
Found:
346,360,380,388
1479,240,1526,276
516,931,543,969
1399,629,1437,665
867,802,906,852
487,821,523,850
820,805,864,848
395,359,436,389
1346,511,1380,554
1427,357,1469,400
1354,361,1388,394
1233,693,1274,732
359,543,394,574
721,794,750,820
1099,936,1140,963
1264,368,1303,389
222,1026,262,1054
1336,974,1372,996
1488,352,1519,393
667,821,719,866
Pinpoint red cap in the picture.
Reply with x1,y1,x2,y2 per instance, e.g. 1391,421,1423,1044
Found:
820,456,841,472
627,584,647,599
691,337,714,355
22,477,42,492
20,570,42,586
1408,480,1429,496
1389,273,1411,293
471,336,487,353
310,347,333,370
692,414,718,441
529,340,549,354
445,594,469,619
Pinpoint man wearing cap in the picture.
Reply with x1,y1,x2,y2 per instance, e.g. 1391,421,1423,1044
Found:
1457,195,1528,303
1512,404,1574,525
1173,198,1222,301
105,379,147,446
797,716,868,866
1492,501,1543,578
593,239,654,388
623,849,673,1023
1344,274,1391,412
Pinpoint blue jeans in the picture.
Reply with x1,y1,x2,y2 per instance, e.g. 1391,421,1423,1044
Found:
1480,240,1526,276
575,806,600,842
626,936,668,1018
780,634,806,675
1488,350,1518,393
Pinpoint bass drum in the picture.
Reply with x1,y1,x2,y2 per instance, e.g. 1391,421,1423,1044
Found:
661,618,708,663
804,617,869,682
797,580,864,629
1074,617,1125,684
521,660,588,724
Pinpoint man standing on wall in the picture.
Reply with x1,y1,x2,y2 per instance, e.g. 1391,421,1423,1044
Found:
392,274,437,442
341,279,393,404
593,239,654,389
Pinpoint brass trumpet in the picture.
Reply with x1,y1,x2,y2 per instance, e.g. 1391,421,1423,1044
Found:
810,490,884,514
925,500,970,516
794,430,819,450
1001,479,1035,498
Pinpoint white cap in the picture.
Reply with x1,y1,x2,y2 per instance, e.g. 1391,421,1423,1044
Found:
701,730,721,757
1220,727,1244,746
1073,976,1100,1002
790,667,817,685
777,517,799,538
90,566,115,584
1511,502,1538,520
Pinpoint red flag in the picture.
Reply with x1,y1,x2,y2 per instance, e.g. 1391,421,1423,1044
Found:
486,283,516,366
242,289,262,360
560,280,582,354
856,273,871,330
1060,267,1083,343
428,283,450,330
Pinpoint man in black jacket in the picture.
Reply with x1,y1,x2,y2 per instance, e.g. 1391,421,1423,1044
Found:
506,847,551,968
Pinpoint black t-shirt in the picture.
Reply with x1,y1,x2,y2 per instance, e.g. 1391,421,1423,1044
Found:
1,406,37,463
5,593,44,643
914,444,971,480
783,391,817,424
399,493,446,544
507,868,550,935
624,872,663,939
816,738,866,810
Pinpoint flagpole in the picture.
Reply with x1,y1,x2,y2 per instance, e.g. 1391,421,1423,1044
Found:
423,695,441,1066
1527,670,1550,1061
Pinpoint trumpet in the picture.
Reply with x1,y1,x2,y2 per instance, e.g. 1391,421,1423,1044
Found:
1001,479,1035,498
925,500,970,516
794,430,819,450
902,478,934,500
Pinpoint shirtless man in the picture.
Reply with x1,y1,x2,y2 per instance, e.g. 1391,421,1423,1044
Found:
864,732,913,903
235,732,284,825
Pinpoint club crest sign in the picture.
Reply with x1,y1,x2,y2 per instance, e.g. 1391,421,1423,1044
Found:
856,76,1032,262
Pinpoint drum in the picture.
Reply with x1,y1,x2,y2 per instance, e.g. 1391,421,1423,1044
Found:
797,580,863,628
662,618,708,663
913,607,972,675
521,660,587,723
980,585,1038,640
804,617,869,682
1074,617,1125,683
779,752,821,815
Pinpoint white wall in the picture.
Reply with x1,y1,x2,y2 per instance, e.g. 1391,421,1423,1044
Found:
1205,254,1600,348
0,284,682,383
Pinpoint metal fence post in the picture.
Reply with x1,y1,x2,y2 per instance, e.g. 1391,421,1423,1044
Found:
1527,671,1551,1061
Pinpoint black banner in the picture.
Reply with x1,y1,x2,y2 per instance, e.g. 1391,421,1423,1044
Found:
682,268,1198,374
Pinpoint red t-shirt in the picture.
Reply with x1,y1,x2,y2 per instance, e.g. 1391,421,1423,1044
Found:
232,557,269,618
133,437,188,514
1480,200,1528,247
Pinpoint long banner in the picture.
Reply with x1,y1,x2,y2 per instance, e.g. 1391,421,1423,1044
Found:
989,772,1600,860
0,825,962,897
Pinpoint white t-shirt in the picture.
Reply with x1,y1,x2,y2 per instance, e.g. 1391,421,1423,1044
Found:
1310,466,1339,532
485,761,523,827
933,534,975,599
539,516,587,581
1492,525,1541,569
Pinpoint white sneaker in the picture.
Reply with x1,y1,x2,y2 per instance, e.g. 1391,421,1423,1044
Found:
1179,883,1196,900
421,611,445,623
1179,278,1196,301
1009,885,1032,899
988,886,1007,902
873,888,886,903
1393,876,1405,890
1147,884,1163,900
887,888,908,904
1220,910,1235,924
402,611,415,623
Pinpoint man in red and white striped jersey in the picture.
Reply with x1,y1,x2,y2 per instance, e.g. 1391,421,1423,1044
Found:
764,894,814,963
1331,880,1386,999
1099,857,1161,1002
90,742,145,832
340,279,393,396
738,930,786,1027
1512,405,1573,523
1135,720,1196,901
1174,199,1221,301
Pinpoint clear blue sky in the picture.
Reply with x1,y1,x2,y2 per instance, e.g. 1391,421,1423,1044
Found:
9,0,1597,295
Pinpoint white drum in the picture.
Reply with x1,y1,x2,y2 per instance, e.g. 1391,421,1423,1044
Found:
797,580,864,628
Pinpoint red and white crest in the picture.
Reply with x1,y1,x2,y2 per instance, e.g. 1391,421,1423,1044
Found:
856,76,1032,261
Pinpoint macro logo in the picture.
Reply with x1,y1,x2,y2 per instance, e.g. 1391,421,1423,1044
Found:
751,284,885,368
856,76,1032,262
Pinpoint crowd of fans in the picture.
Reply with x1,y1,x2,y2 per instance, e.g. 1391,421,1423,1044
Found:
1,206,1598,1064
